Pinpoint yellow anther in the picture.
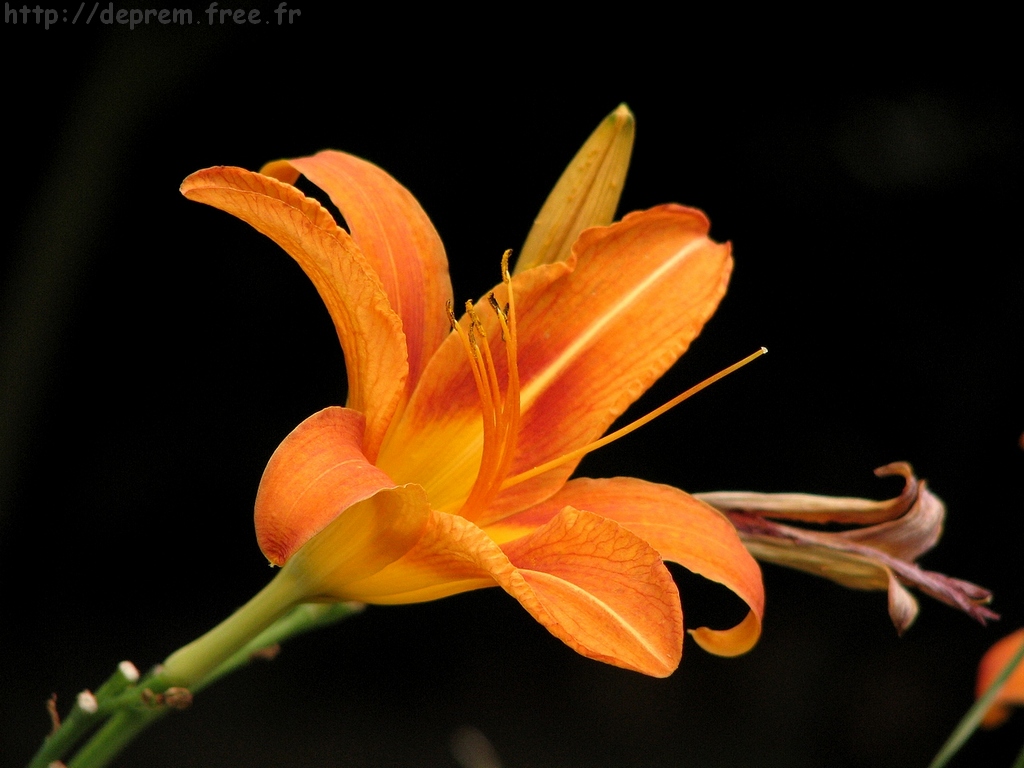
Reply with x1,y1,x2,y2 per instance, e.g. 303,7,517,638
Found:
466,301,487,337
487,292,504,319
487,293,509,340
500,249,512,282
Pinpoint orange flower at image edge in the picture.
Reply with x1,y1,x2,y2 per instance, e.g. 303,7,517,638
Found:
977,629,1024,728
180,111,764,677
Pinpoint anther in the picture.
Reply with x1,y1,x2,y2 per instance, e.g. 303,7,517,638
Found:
488,293,509,340
500,249,512,281
487,293,503,319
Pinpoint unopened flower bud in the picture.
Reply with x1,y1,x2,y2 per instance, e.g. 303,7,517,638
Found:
516,104,635,273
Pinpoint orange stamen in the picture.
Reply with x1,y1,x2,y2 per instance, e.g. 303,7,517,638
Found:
499,348,768,491
457,251,522,519
491,252,520,491
447,301,494,443
471,303,503,427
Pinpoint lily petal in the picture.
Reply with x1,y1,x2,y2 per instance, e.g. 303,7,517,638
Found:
503,506,683,676
283,482,433,602
721,512,997,634
181,168,407,458
699,463,943,561
977,628,1024,728
698,464,997,633
698,462,922,526
516,104,635,274
341,506,683,677
263,152,453,392
254,407,404,566
380,204,732,519
489,477,764,656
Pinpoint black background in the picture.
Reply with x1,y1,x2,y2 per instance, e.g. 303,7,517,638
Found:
2,10,1021,768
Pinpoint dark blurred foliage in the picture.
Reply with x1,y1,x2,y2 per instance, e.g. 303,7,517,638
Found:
2,11,1020,768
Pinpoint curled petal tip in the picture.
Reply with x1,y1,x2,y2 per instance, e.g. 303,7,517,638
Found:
499,478,764,661
689,611,762,657
259,159,301,184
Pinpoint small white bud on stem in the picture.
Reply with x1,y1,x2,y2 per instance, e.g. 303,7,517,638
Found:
76,690,98,714
118,660,140,682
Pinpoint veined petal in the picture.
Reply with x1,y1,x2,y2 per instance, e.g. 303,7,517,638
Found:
342,507,683,677
380,205,732,519
493,205,733,517
263,152,453,393
977,629,1024,728
502,506,683,677
515,104,635,274
489,477,764,656
255,407,401,565
181,168,407,458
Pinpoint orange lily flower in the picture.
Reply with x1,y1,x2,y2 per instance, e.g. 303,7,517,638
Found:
976,629,1024,728
179,107,764,677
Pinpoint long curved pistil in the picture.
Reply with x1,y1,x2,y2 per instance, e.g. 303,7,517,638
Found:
500,347,768,491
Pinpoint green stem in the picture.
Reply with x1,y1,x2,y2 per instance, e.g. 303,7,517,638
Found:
64,571,303,768
928,637,1024,768
195,602,363,693
68,709,162,768
158,566,306,689
28,663,141,768
1014,741,1024,768
28,568,362,768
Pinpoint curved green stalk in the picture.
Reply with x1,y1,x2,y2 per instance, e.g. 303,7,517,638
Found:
26,562,363,768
